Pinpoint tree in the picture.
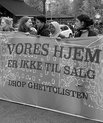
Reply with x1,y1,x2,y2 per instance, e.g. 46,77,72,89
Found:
81,0,102,19
47,0,75,16
71,0,83,16
24,0,46,14
24,0,103,18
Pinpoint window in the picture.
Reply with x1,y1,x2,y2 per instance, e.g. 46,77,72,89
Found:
60,25,68,31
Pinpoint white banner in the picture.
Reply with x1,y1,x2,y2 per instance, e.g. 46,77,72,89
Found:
0,32,103,122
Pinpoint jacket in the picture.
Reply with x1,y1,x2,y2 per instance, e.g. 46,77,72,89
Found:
37,24,50,37
75,29,97,37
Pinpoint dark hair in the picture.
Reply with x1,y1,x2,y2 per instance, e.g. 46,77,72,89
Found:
18,16,31,32
36,15,46,23
77,14,94,28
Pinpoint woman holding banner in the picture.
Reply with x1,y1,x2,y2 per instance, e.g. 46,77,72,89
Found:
49,21,65,39
35,15,50,37
1,17,14,31
74,14,97,37
17,16,37,35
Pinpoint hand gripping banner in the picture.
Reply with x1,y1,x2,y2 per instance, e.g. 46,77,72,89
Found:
0,32,103,122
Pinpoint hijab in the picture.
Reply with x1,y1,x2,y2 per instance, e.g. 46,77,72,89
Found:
50,21,61,38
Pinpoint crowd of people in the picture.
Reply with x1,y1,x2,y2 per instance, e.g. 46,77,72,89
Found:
0,14,100,39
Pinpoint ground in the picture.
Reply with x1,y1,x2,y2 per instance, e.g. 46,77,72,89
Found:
0,99,101,123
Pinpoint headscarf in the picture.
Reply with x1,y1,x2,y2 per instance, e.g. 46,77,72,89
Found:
50,21,61,38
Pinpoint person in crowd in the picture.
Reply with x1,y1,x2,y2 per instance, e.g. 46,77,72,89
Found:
35,15,50,37
49,21,65,39
0,17,14,31
0,18,1,31
68,22,75,35
17,16,37,35
94,21,103,34
74,14,97,37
